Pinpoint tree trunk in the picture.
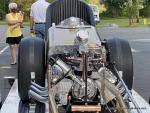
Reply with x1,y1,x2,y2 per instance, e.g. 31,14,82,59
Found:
128,0,133,26
136,0,140,23
136,13,140,23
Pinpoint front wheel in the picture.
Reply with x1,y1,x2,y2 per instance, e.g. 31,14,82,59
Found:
18,38,45,102
106,38,133,90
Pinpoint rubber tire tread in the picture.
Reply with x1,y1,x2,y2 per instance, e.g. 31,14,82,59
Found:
18,38,45,102
106,38,133,90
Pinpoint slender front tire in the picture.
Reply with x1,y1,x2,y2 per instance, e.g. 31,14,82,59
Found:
106,38,133,90
18,38,45,102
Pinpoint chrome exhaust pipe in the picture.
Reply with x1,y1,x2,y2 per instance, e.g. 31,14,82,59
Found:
30,85,48,97
113,65,142,113
28,90,48,103
119,87,125,94
123,93,130,100
31,82,47,91
116,81,123,88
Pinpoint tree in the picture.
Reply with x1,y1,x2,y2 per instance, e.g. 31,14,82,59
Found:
127,0,139,26
140,0,150,17
0,0,10,20
84,0,106,13
104,0,127,17
0,1,4,19
134,0,140,23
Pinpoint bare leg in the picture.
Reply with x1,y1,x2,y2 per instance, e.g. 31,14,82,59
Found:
16,44,19,48
9,44,17,64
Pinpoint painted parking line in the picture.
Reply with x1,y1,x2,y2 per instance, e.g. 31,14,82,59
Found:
133,39,150,42
0,66,11,69
0,46,9,55
131,48,139,53
0,46,10,69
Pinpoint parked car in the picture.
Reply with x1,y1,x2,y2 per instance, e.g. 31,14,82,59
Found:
88,4,100,22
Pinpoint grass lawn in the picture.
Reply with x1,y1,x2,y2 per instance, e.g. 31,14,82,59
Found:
96,18,150,28
0,20,6,25
1,18,150,28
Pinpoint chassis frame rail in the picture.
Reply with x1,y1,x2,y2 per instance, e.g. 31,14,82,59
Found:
0,79,150,113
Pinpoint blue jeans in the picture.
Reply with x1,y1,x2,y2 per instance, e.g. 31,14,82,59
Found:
34,24,45,39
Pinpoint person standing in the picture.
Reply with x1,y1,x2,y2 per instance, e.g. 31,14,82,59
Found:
6,3,23,65
30,0,50,39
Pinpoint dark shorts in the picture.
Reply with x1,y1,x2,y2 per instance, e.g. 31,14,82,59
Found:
6,35,23,45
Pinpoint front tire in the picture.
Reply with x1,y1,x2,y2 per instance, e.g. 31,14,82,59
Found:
18,38,45,102
106,38,133,90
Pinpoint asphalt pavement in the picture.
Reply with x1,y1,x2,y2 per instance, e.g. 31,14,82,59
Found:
0,25,150,105
0,25,30,105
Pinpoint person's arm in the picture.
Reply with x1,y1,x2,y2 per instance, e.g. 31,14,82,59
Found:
6,14,22,25
10,23,21,32
9,14,22,32
30,16,34,33
30,6,35,33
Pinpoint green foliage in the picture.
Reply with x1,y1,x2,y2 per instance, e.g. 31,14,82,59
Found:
140,0,150,17
1,0,146,21
47,0,54,3
0,9,5,20
102,0,127,17
0,0,10,20
127,1,138,18
96,17,149,28
84,0,107,13
106,0,127,8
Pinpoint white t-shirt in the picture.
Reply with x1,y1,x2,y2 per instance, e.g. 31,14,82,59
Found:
30,0,50,23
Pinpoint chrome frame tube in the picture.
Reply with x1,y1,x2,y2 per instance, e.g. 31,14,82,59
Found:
113,65,142,113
